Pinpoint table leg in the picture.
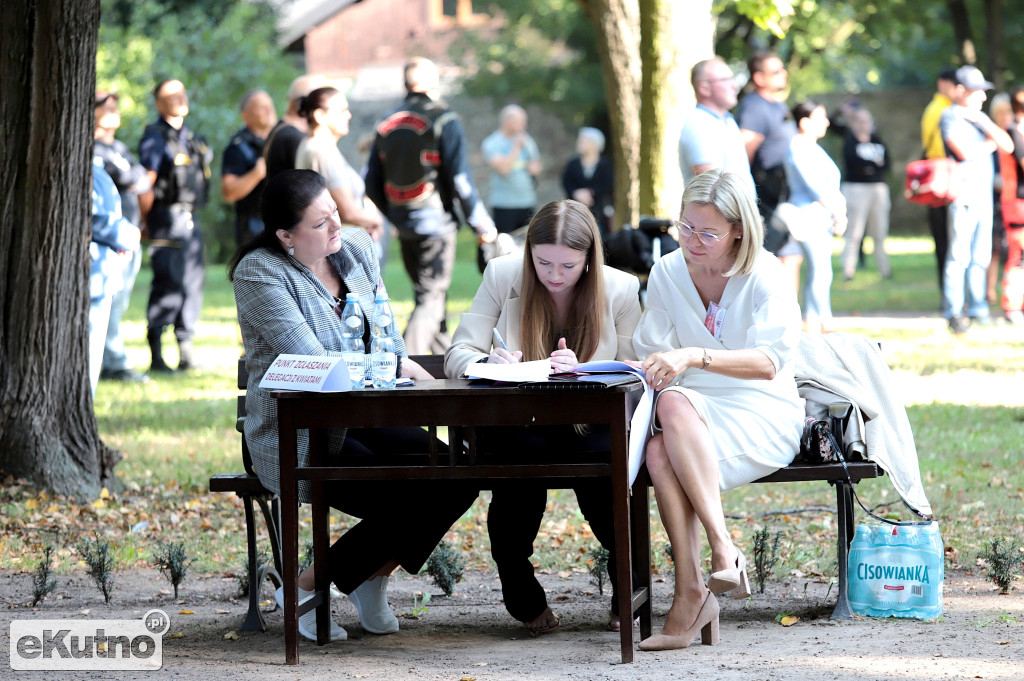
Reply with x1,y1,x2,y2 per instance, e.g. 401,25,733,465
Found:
310,427,331,645
279,407,299,664
630,481,653,640
610,414,635,663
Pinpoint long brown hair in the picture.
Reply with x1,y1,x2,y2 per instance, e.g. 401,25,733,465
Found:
519,200,606,362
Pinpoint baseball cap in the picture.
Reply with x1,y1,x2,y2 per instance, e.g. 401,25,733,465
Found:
95,90,119,107
954,65,994,91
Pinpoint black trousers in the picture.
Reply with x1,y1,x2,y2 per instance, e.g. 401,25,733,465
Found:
399,234,455,355
147,224,204,341
326,427,478,594
478,424,625,622
928,205,949,293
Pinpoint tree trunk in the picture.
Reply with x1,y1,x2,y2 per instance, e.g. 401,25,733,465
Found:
579,0,641,230
983,0,1005,90
946,0,977,66
0,0,118,498
640,0,712,219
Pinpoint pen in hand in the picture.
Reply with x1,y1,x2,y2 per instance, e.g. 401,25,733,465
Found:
491,328,521,363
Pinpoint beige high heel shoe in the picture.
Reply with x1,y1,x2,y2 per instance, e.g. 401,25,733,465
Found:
707,547,752,599
638,590,720,651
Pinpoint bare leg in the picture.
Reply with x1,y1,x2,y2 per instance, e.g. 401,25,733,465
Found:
655,392,736,575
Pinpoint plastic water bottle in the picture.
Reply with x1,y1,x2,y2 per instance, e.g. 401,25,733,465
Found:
370,294,397,389
340,294,366,390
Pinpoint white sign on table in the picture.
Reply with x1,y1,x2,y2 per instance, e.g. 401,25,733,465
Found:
258,354,351,392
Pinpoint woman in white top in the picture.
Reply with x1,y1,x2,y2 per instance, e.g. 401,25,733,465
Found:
632,170,804,651
295,86,382,240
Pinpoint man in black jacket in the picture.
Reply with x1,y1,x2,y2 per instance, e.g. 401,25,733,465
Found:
365,58,496,354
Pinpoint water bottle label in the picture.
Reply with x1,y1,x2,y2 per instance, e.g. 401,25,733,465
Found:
345,316,362,329
376,315,392,328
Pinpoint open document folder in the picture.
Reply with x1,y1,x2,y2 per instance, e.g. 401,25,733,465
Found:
464,358,655,486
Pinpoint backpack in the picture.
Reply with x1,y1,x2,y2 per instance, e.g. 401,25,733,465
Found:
375,97,456,210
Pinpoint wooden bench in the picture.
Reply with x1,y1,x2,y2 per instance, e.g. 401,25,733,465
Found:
628,403,883,637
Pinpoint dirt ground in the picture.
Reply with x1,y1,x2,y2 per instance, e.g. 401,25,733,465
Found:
3,565,1021,681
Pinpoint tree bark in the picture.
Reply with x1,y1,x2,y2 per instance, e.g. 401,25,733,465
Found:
578,0,641,229
0,0,118,498
640,0,712,219
946,0,977,66
983,0,1005,90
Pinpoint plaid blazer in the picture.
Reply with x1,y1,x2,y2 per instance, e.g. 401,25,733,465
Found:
233,228,406,501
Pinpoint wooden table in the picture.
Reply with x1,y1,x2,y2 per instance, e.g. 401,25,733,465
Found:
274,378,648,664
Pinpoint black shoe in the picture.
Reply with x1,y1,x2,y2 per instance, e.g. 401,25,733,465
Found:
100,367,151,383
948,316,971,334
149,358,176,373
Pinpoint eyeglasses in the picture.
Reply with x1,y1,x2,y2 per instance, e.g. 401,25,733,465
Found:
673,220,729,246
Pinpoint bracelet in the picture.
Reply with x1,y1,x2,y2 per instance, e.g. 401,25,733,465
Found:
700,348,712,370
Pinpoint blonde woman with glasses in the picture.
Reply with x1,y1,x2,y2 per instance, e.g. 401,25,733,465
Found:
633,170,804,651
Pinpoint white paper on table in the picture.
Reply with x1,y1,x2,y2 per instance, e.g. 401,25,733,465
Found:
463,358,552,382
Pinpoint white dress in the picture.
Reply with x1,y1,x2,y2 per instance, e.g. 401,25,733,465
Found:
633,249,804,490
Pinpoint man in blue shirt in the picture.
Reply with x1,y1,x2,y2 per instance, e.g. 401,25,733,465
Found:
678,58,752,189
481,105,542,233
940,65,1013,333
94,90,151,383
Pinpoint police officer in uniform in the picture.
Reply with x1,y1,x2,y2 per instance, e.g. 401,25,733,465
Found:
139,79,212,372
222,89,275,247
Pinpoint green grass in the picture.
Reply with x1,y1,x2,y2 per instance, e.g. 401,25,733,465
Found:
3,234,1022,595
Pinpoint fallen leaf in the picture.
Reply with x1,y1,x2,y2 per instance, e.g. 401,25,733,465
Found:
223,631,238,640
215,609,230,615
179,610,195,615
24,499,39,511
780,615,799,627
79,609,91,615
97,641,106,652
99,488,110,499
471,662,487,666
167,632,184,639
996,641,1010,645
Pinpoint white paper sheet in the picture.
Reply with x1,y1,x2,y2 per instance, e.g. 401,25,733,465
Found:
463,359,552,382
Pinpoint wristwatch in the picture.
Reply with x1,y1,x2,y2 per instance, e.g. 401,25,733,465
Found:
700,348,712,370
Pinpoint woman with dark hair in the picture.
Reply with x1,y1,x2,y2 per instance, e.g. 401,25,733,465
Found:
294,86,382,240
444,199,642,635
633,170,803,650
782,99,847,333
230,169,474,642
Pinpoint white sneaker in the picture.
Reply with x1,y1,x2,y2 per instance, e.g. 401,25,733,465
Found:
275,586,347,641
348,575,399,634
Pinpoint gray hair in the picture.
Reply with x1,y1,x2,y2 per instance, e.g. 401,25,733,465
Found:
577,127,605,153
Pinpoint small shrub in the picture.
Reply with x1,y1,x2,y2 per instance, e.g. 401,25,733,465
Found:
77,534,115,604
31,544,57,606
587,545,610,595
237,549,272,597
425,540,464,597
978,537,1024,594
752,526,783,594
153,541,190,598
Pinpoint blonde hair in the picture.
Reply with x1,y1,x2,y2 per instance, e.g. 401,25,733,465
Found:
680,170,762,277
520,200,606,363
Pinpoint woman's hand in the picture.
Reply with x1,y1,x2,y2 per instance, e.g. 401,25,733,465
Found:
488,348,522,364
640,348,699,389
400,358,434,381
549,337,578,373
